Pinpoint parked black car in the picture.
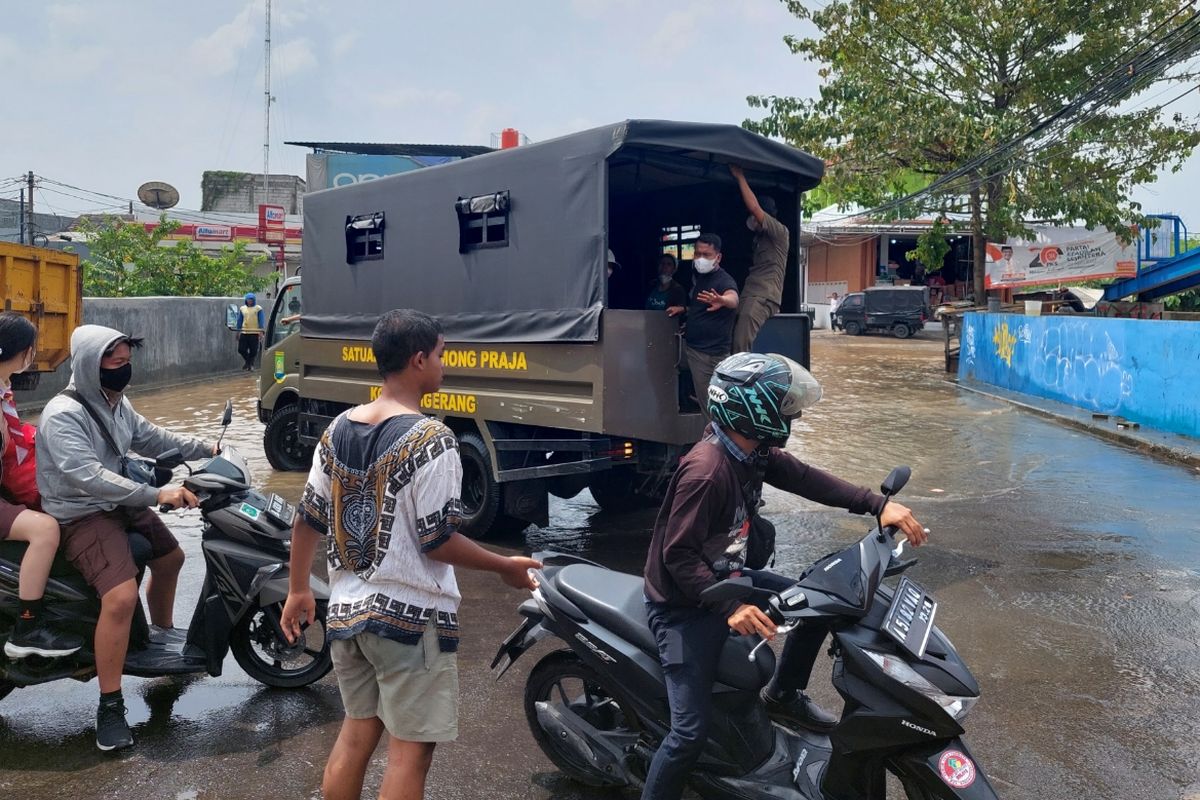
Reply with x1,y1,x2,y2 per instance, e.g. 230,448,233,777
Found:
834,286,929,338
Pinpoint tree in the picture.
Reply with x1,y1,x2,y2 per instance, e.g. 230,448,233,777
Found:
906,216,952,274
77,214,269,297
747,0,1200,301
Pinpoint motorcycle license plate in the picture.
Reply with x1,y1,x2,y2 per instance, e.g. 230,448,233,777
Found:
883,577,938,659
266,493,296,527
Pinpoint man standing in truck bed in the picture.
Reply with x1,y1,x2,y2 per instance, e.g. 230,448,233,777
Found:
683,233,739,418
730,164,790,353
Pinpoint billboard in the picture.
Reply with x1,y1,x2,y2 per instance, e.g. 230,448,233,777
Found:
313,153,459,189
985,227,1136,289
258,204,286,243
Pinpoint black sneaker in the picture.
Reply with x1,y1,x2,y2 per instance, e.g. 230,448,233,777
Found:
760,688,839,732
96,699,134,751
4,625,84,659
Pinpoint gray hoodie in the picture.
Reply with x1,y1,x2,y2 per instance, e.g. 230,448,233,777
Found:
36,325,212,523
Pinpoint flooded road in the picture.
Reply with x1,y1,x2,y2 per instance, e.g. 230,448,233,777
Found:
3,330,1199,799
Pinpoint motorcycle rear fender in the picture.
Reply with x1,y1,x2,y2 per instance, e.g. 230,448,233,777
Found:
491,599,549,678
891,738,1000,799
254,567,330,607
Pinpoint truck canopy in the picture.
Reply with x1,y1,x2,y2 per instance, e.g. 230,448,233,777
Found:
301,119,824,344
863,286,930,312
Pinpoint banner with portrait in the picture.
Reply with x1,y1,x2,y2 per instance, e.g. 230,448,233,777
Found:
984,227,1136,289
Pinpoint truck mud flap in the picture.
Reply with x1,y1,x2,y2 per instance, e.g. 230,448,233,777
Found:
890,738,1001,799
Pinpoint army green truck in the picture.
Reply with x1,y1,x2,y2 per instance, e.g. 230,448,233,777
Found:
258,120,823,537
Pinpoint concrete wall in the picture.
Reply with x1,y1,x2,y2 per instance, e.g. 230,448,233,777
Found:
958,312,1200,438
805,237,878,292
18,297,244,407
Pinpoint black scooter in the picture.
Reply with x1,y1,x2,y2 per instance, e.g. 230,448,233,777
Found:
494,467,1001,799
0,400,331,704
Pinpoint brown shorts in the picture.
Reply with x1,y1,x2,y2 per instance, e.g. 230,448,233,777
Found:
61,508,179,598
0,498,27,539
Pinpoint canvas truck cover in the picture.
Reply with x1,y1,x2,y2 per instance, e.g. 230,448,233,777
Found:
865,286,929,313
301,119,824,344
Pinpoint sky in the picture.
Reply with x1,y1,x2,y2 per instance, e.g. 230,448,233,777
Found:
1,0,1198,220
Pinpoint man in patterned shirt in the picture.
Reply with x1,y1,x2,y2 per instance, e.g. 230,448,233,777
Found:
282,309,540,800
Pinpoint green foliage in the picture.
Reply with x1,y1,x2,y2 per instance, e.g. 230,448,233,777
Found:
747,0,1200,299
905,217,952,273
79,214,269,297
1163,289,1200,311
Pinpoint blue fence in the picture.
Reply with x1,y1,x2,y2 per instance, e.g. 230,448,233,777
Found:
957,313,1200,438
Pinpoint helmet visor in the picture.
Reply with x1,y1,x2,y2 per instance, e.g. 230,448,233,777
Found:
766,354,823,416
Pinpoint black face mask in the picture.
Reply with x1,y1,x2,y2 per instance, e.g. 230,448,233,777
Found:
99,363,133,393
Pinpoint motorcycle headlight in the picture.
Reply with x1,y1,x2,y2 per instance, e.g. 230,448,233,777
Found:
864,650,977,721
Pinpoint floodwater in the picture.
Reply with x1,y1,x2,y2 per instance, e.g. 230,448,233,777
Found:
2,330,1199,799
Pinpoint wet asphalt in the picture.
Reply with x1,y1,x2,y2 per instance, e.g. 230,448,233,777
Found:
2,330,1199,799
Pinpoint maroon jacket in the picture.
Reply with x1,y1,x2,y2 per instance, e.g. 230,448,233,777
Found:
643,437,885,618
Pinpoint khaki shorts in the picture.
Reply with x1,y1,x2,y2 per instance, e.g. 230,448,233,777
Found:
331,624,459,742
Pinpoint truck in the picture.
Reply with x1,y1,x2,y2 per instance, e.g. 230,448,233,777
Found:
0,241,82,390
258,120,824,537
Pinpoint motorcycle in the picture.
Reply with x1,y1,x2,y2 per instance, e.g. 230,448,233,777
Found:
493,466,1000,799
0,400,332,704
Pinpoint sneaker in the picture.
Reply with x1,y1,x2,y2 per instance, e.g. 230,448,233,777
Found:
4,625,84,659
148,625,188,646
760,688,839,732
96,699,134,751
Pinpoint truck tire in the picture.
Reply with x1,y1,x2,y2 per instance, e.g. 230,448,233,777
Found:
844,320,863,336
264,405,314,472
587,467,641,511
893,323,912,339
458,432,502,539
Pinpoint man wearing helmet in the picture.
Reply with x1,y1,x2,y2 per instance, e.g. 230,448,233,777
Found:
641,352,928,800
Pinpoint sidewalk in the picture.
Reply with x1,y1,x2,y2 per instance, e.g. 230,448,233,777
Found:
954,379,1200,470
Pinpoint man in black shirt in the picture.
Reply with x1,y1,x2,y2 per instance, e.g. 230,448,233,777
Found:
683,233,738,417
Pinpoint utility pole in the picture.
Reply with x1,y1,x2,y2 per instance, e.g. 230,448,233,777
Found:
262,0,271,205
18,189,24,245
25,171,34,245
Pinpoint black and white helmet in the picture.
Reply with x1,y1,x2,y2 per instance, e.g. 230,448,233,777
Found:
707,352,822,445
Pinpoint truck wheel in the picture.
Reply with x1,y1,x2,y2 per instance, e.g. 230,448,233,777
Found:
587,468,640,511
844,321,863,336
548,475,589,500
893,323,912,339
458,432,502,539
264,405,314,472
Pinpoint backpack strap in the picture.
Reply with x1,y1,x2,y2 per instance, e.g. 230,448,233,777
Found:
61,389,125,461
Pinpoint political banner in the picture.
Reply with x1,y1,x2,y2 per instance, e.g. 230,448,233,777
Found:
985,227,1136,289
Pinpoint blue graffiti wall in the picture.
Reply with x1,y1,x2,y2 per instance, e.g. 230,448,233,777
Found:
958,313,1200,438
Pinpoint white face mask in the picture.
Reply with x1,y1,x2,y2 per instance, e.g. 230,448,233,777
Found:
693,256,717,274
658,274,673,286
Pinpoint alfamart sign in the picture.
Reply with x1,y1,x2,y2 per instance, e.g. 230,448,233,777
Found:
984,227,1136,289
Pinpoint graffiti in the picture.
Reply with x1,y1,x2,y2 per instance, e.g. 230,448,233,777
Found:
1017,324,1032,345
992,322,1018,367
963,321,977,365
1026,321,1134,414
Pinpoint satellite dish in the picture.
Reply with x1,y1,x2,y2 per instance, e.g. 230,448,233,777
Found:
137,181,180,210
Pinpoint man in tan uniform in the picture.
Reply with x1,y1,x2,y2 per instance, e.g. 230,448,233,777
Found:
730,164,790,353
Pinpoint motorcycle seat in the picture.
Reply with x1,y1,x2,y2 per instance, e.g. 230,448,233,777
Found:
0,532,154,580
554,564,774,691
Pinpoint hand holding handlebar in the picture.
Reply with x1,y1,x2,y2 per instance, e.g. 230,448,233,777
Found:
880,501,927,546
157,485,199,513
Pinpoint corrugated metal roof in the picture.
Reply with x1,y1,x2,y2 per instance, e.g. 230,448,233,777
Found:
285,141,494,158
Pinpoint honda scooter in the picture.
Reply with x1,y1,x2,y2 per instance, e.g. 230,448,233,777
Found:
494,466,1001,799
0,400,331,703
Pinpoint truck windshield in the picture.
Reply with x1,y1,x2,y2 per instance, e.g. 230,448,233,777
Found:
269,283,303,346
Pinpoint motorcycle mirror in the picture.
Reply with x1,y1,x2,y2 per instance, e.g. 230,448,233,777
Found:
221,399,233,427
880,465,912,497
699,576,756,604
155,448,185,469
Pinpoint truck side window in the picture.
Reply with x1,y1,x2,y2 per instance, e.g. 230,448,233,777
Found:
346,212,385,263
456,190,510,252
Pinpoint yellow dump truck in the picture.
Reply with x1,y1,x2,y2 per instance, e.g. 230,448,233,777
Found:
0,241,83,390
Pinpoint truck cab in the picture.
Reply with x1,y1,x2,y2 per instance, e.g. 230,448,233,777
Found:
261,120,824,537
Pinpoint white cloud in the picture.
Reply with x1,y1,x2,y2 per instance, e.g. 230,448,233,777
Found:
570,0,639,19
374,87,462,110
189,2,258,76
47,3,93,26
331,32,358,58
644,6,712,57
0,35,18,67
275,38,317,76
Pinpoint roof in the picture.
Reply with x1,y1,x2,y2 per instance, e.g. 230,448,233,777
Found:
285,141,494,158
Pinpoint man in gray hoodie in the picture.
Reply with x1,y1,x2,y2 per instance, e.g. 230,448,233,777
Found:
37,325,216,751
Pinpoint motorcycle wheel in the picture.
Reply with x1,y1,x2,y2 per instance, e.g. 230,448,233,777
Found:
230,600,332,689
524,650,642,787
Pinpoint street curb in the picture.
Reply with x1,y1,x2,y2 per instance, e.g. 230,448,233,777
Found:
951,380,1200,470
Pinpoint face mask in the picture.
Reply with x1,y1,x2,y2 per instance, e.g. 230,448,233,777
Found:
246,300,256,307
100,363,133,393
747,216,759,232
693,257,717,274
658,274,672,286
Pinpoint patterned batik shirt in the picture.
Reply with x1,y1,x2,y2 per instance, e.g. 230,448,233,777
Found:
299,412,464,652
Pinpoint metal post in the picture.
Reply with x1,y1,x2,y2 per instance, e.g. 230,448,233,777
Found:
18,188,24,245
26,171,34,244
263,0,271,204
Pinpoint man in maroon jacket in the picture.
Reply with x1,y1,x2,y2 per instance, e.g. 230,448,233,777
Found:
640,352,928,800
